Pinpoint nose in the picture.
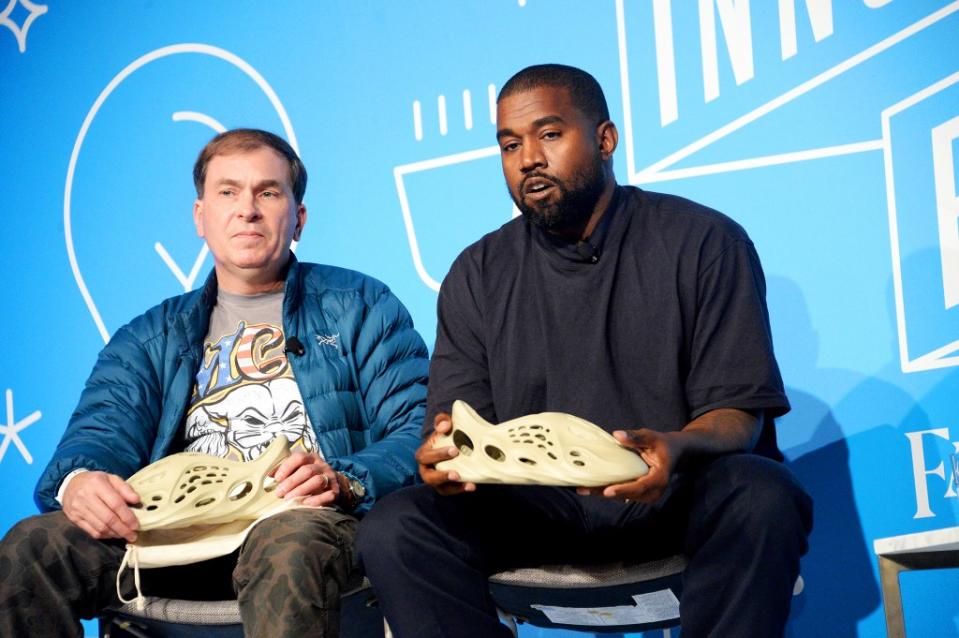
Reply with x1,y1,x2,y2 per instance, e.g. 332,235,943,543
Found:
520,139,546,173
236,190,261,220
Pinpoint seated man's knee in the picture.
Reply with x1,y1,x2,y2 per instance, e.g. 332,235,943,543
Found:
1,512,74,562
703,455,812,535
355,486,432,567
245,508,356,559
236,509,357,595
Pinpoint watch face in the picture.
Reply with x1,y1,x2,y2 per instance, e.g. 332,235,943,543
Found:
350,479,366,498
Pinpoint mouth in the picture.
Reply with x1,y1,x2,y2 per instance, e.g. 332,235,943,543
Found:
522,176,556,201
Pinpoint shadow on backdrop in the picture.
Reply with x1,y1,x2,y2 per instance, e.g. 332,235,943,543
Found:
768,275,892,637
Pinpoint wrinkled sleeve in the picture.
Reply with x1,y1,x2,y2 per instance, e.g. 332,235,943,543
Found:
685,238,789,420
328,288,429,516
424,253,494,434
34,325,161,512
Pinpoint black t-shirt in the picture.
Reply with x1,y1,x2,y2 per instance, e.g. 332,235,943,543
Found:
427,186,788,459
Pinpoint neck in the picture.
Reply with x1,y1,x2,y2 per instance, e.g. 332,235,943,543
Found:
551,179,617,242
218,278,285,295
214,257,290,296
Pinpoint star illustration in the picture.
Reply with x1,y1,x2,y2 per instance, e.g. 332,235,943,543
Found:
0,0,48,53
0,388,41,464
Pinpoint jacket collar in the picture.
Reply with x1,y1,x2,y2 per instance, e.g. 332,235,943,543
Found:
179,253,302,356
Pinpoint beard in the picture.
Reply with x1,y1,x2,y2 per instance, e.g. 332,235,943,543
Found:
510,156,607,233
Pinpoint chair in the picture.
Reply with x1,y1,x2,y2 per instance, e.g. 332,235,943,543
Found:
488,555,688,636
489,557,806,637
98,576,388,638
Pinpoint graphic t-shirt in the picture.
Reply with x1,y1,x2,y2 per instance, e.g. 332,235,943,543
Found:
184,289,320,461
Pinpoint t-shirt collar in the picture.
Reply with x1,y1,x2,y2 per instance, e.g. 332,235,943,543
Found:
532,186,622,264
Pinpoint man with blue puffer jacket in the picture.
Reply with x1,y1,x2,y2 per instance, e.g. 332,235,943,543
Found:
0,128,429,638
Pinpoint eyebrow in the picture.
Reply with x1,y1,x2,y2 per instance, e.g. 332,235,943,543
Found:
212,178,285,191
496,114,567,140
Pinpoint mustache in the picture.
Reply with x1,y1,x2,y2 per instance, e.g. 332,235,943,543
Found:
521,172,561,193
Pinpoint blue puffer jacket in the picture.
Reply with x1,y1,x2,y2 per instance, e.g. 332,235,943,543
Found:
34,257,429,515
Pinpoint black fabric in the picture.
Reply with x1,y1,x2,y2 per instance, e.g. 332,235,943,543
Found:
357,454,812,638
426,186,788,458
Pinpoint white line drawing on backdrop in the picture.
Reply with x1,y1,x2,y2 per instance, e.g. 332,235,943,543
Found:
395,2,958,293
0,389,40,465
883,71,959,373
616,0,959,184
412,84,497,140
395,146,500,290
151,111,226,292
63,44,299,343
0,0,47,53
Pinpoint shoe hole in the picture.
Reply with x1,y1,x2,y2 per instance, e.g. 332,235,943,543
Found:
570,450,582,457
484,445,506,462
195,497,215,508
547,452,557,460
151,495,162,502
534,434,546,440
263,477,278,492
174,495,185,503
452,430,474,456
193,465,207,471
518,457,536,465
228,481,254,500
146,505,158,511
573,460,585,467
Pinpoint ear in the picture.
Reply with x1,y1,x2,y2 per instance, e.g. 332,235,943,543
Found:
193,200,205,239
292,203,307,242
597,120,618,161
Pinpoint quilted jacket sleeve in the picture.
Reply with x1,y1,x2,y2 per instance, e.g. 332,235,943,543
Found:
328,287,429,516
33,323,162,512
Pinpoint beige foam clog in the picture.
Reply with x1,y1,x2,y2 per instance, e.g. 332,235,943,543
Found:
117,437,310,609
127,436,294,531
434,401,648,487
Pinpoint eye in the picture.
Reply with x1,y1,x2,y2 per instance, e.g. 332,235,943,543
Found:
219,189,235,197
260,191,278,199
542,130,561,140
501,141,520,153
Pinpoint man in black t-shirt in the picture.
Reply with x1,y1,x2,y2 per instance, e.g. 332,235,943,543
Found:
357,64,812,638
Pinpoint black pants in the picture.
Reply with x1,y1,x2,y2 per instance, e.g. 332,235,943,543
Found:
0,508,358,638
356,454,812,638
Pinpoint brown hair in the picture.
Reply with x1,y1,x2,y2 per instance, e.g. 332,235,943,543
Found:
193,129,307,204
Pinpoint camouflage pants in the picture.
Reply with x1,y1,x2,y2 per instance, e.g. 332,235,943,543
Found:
0,507,358,637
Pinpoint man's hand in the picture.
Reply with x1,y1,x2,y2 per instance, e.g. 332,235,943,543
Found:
577,429,680,503
578,408,760,503
416,412,477,495
62,471,141,542
273,451,341,507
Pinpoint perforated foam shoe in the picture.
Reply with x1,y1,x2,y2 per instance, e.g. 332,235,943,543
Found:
127,435,293,531
434,401,649,487
116,437,309,609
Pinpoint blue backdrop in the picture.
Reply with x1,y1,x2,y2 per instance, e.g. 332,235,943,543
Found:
2,1,958,636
